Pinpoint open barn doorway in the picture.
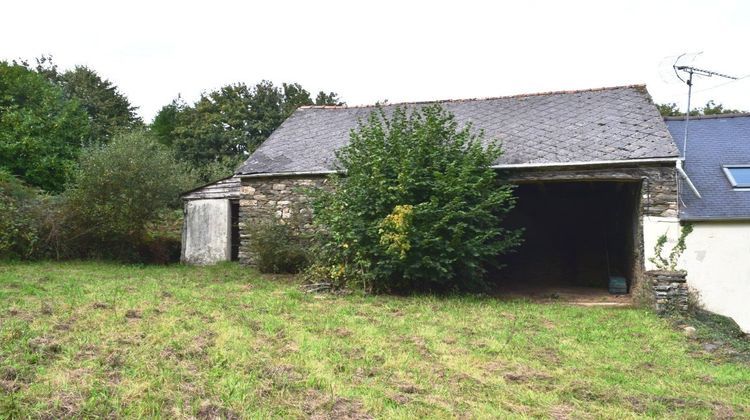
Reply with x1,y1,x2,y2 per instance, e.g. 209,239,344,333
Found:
230,200,240,262
494,180,641,301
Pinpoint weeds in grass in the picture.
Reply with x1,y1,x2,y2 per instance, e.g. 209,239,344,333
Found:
0,262,747,418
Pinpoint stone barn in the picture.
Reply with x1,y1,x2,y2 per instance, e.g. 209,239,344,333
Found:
182,85,680,294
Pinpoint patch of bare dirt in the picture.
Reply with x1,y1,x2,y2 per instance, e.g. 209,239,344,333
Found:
188,331,216,358
0,379,20,393
263,364,303,388
333,327,352,338
103,350,125,369
40,302,53,315
75,344,99,361
396,383,420,394
303,389,373,420
503,370,552,383
442,336,457,344
712,402,737,419
563,380,605,402
484,361,555,386
409,336,432,358
124,309,142,319
28,336,62,355
626,396,649,414
549,404,574,419
40,391,82,419
196,400,241,420
6,307,34,322
533,348,562,365
353,367,379,382
654,396,707,411
53,322,71,332
389,393,411,405
92,302,109,309
541,319,556,330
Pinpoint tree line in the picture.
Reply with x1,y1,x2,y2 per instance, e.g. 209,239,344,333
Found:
2,56,342,192
0,56,342,261
657,100,746,117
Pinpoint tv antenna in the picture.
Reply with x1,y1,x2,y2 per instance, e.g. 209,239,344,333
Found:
673,55,738,161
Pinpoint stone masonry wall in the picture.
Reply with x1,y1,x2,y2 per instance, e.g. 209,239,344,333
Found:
507,164,677,217
646,270,689,312
238,175,329,265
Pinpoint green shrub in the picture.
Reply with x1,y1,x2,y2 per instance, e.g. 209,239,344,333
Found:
0,170,41,259
64,130,196,261
311,105,522,293
250,222,309,274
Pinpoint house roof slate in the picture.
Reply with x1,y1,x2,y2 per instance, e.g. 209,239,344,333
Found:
237,85,679,175
666,114,750,221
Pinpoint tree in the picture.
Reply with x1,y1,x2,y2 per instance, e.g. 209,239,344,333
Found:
315,91,343,106
0,61,91,191
152,80,343,181
657,100,746,117
66,130,195,259
151,96,186,147
657,103,682,117
701,100,743,115
19,56,141,142
57,65,142,141
311,105,523,293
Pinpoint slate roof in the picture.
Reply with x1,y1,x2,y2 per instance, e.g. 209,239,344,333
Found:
237,85,678,175
666,114,750,221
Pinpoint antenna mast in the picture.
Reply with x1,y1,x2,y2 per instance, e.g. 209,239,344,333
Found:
673,62,738,162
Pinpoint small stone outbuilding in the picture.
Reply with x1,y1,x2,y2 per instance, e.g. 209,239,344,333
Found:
182,85,681,293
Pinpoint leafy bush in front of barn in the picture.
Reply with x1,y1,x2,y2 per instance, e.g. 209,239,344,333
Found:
310,105,523,293
63,130,196,261
250,222,310,274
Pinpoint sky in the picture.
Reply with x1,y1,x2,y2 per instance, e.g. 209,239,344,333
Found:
2,0,749,122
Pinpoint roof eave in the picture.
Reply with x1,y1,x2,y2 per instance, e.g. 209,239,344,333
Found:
680,216,750,222
236,157,679,179
491,157,679,170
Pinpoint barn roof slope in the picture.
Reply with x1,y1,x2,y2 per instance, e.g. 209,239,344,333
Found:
237,85,679,175
666,114,750,221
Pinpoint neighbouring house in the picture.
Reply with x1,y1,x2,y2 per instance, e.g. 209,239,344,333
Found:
182,85,681,297
662,114,750,332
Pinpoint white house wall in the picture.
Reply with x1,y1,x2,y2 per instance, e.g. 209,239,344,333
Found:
643,216,682,271
182,199,231,265
680,222,750,333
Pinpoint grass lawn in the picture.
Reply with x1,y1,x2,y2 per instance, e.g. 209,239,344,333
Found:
0,262,748,418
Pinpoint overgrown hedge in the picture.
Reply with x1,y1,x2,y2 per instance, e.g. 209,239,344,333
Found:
0,131,194,263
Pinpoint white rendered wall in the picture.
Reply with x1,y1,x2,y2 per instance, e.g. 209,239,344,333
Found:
643,216,682,271
182,199,231,265
680,222,750,333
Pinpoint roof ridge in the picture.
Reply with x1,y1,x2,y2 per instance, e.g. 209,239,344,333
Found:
298,84,647,110
664,113,750,121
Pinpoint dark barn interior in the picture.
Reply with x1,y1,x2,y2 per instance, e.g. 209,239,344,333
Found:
494,180,641,293
230,200,240,262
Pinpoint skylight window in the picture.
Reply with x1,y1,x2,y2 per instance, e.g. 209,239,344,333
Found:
722,165,750,188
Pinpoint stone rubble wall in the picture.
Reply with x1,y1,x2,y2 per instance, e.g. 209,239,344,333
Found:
507,164,677,218
647,270,689,312
238,176,329,265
